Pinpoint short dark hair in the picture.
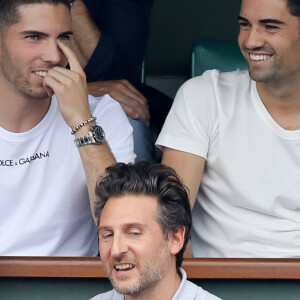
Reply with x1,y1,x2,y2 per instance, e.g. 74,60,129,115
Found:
240,0,300,18
0,0,74,32
95,161,192,271
287,0,300,18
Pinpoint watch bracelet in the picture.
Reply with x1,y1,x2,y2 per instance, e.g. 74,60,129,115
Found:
74,133,94,147
74,125,105,147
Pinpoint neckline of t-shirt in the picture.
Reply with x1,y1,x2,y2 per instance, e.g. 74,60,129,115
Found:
251,81,300,140
0,96,58,142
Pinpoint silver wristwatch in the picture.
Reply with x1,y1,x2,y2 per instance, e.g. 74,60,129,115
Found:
74,124,105,147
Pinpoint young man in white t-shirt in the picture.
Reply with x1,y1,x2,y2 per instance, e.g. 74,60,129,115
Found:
157,0,300,257
0,0,135,256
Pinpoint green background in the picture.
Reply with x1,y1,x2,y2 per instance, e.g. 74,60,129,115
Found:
146,0,241,77
1,277,300,300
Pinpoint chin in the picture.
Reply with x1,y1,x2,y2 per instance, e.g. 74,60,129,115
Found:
23,88,50,100
112,277,141,295
248,70,270,82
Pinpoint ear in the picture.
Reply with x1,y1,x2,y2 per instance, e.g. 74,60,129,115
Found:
169,225,185,256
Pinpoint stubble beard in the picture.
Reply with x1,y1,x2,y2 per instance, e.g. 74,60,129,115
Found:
248,65,279,83
104,244,170,297
0,42,49,100
243,47,280,84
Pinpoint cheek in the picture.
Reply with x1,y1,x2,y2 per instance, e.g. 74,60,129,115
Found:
99,242,110,260
14,41,36,58
238,32,246,48
10,48,37,67
286,40,300,59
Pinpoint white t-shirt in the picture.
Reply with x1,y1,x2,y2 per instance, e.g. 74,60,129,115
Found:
157,70,300,257
0,94,135,256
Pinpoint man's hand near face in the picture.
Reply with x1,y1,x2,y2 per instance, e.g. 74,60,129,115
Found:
43,40,92,128
43,40,116,221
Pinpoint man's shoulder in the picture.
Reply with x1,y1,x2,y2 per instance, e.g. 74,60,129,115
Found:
177,269,222,300
87,93,129,133
182,69,249,92
184,279,222,300
90,289,122,300
87,94,121,112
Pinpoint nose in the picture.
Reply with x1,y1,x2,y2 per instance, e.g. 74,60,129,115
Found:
41,40,64,65
241,26,265,50
110,233,128,258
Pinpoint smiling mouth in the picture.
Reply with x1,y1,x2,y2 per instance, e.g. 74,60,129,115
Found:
114,263,135,272
249,54,272,61
34,71,48,78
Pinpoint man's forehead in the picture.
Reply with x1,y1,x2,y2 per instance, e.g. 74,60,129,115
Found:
17,3,70,22
240,0,288,6
240,0,289,13
99,194,160,227
13,3,71,32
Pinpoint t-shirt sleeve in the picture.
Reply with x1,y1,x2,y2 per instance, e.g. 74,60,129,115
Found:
90,94,136,163
156,70,219,159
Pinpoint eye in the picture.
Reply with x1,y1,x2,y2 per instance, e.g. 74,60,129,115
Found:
58,35,70,41
239,21,249,29
101,232,113,240
265,25,279,30
26,35,39,40
128,230,142,237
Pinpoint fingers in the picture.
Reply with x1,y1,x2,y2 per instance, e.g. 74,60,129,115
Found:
119,80,148,105
121,102,149,125
43,41,87,91
117,95,150,124
57,40,84,74
47,65,86,83
43,84,54,97
87,80,150,124
108,82,150,123
44,66,86,95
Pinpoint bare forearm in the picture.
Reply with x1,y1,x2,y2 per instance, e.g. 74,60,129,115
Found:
76,133,116,222
44,42,116,225
71,0,101,68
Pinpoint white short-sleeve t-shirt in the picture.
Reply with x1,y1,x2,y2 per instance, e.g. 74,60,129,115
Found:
0,94,135,256
157,70,300,257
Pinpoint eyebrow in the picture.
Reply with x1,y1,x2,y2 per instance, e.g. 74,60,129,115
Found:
238,16,285,26
19,30,73,38
99,222,147,231
58,31,73,37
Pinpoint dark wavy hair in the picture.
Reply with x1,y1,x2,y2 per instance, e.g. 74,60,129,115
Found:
0,0,74,32
95,161,192,272
287,0,300,18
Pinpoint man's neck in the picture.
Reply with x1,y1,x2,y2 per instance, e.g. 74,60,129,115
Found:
0,80,51,133
257,80,300,130
125,270,182,300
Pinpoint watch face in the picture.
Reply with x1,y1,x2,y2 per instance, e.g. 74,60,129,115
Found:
92,125,105,143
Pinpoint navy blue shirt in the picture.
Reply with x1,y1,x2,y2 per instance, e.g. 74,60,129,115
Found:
84,0,153,85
